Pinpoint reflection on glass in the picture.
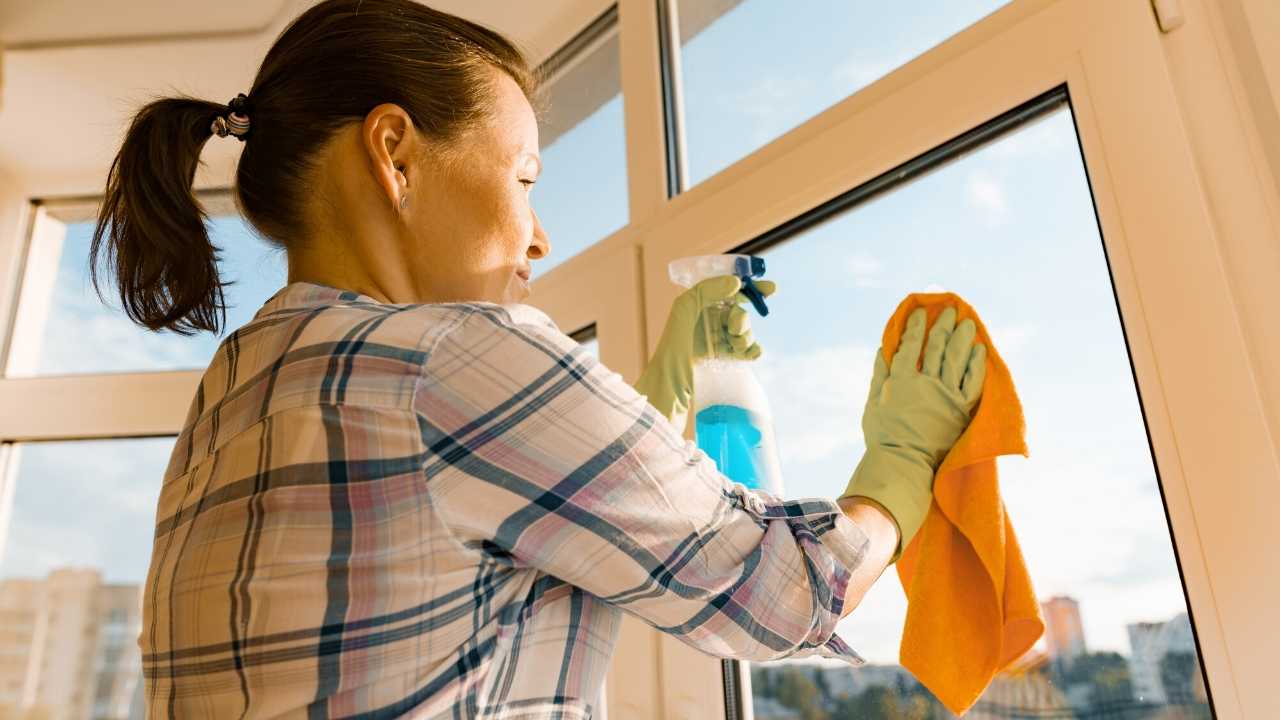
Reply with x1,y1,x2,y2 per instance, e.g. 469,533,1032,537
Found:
8,215,286,377
0,438,174,720
675,0,1010,188
534,18,629,275
742,108,1211,718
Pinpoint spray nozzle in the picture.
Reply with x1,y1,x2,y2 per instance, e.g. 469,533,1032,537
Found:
668,254,770,317
733,256,769,317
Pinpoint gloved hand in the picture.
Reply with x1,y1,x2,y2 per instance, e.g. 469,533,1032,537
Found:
841,306,987,560
633,276,777,433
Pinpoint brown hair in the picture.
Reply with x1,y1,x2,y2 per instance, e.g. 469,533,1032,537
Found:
91,0,538,335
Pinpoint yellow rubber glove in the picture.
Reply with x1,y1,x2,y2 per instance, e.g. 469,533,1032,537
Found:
633,276,778,432
842,306,986,560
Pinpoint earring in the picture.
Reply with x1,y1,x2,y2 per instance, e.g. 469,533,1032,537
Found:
399,195,409,211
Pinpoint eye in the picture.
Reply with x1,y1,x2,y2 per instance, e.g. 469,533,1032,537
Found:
520,179,536,188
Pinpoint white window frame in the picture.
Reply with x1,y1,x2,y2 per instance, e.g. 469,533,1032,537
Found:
619,0,1277,717
0,0,1275,717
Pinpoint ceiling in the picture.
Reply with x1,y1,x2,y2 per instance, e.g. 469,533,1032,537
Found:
0,0,611,198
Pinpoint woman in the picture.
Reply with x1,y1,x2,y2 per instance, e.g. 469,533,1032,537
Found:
93,0,985,716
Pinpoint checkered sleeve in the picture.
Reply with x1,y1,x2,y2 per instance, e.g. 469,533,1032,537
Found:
415,304,869,664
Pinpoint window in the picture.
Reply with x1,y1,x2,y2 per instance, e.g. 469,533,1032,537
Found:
737,100,1212,718
5,201,286,377
668,0,1012,189
572,324,600,359
533,7,629,275
0,438,167,719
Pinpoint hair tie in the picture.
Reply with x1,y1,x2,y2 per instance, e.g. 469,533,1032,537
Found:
210,93,252,141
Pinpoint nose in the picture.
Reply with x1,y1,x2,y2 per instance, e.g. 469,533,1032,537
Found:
528,208,550,260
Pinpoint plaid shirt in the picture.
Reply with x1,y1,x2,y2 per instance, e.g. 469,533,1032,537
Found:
141,281,868,719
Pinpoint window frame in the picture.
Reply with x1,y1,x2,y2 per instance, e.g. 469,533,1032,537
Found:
0,0,1271,717
628,0,1263,717
0,191,237,441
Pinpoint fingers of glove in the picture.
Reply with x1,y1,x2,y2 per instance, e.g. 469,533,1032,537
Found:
941,318,978,389
734,279,777,305
867,348,890,405
729,330,752,353
961,342,988,408
716,336,759,360
891,308,928,376
726,304,750,338
692,275,743,310
921,306,957,378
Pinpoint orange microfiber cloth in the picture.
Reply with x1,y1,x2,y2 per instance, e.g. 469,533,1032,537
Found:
877,292,1045,715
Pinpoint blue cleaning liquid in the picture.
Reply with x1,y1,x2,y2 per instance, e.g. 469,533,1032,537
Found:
695,404,770,491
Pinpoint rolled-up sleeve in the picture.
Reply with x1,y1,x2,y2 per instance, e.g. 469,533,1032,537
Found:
415,303,868,665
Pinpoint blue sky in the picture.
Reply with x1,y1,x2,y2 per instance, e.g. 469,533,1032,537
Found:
24,215,287,375
746,106,1190,663
6,0,1199,680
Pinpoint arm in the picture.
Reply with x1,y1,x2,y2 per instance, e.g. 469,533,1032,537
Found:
417,304,868,663
835,497,899,618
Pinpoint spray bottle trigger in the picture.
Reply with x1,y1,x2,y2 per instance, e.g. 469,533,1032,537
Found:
739,275,770,317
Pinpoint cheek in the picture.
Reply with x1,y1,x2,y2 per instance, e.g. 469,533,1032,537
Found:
496,189,535,252
422,185,526,261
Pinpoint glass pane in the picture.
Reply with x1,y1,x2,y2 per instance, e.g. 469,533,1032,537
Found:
534,19,629,276
8,214,286,377
0,438,173,719
742,107,1212,718
675,0,1011,188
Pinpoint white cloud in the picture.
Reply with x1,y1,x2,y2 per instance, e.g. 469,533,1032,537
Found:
999,450,1190,653
2,438,172,583
755,343,875,466
844,255,885,289
984,322,1037,365
835,573,908,664
2,519,102,579
833,57,896,90
991,113,1072,159
732,75,816,145
966,170,1010,226
39,278,211,374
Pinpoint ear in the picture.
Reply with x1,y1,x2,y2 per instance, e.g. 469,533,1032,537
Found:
361,103,420,212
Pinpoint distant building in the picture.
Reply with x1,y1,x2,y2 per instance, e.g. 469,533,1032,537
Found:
0,568,143,720
1127,612,1197,705
1041,595,1088,664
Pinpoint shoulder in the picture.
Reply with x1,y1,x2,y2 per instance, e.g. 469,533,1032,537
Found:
286,300,564,357
425,302,579,368
435,302,565,344
416,302,605,406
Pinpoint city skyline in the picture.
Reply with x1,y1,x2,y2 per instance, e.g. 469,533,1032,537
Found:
0,567,143,720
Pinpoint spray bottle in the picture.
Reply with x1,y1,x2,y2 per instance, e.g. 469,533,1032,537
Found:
668,254,784,497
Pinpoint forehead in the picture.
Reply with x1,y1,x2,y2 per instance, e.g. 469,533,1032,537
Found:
484,71,539,156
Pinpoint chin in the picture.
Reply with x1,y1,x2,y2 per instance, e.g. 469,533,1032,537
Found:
503,285,530,305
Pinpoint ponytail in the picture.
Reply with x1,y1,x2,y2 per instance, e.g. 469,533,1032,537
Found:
91,97,230,335
91,0,538,336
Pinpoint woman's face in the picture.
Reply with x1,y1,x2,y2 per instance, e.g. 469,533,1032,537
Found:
407,71,550,304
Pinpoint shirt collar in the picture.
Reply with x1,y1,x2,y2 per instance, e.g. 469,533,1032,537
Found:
254,281,382,318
